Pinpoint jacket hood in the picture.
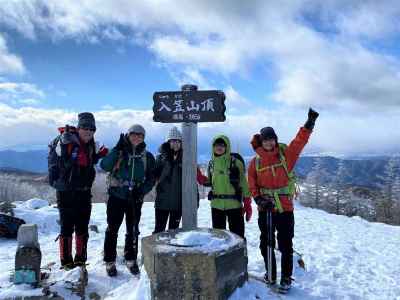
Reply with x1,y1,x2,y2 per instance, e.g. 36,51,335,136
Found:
212,134,231,160
251,133,279,158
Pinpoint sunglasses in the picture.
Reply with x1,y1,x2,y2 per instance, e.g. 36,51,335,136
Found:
169,139,181,144
130,132,144,138
80,127,96,132
214,143,226,148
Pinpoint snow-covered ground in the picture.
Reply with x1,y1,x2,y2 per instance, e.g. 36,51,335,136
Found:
1,198,399,300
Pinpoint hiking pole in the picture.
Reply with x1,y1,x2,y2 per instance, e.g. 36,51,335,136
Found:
266,199,274,284
129,183,138,256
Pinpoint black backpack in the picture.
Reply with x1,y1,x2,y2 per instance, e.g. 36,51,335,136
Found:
47,135,63,188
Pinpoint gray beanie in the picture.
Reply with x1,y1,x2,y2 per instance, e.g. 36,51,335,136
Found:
166,126,182,142
128,124,146,136
77,112,96,131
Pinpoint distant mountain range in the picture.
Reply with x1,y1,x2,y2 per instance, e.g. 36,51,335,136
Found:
0,149,396,188
0,150,48,173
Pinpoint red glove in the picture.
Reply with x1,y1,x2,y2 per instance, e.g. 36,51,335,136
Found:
98,145,109,158
242,197,252,222
197,167,208,185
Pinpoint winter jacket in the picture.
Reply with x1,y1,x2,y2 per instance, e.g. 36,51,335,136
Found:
208,135,251,211
153,142,182,211
100,142,155,200
248,127,311,212
52,132,99,191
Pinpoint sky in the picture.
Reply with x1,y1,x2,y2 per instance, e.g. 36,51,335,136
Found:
0,0,400,157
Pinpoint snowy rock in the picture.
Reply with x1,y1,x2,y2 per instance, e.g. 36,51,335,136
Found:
142,228,247,300
24,199,49,210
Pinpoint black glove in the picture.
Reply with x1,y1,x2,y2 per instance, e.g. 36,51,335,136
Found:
132,185,144,203
115,133,127,152
304,108,319,130
208,190,214,201
255,196,274,210
254,196,264,206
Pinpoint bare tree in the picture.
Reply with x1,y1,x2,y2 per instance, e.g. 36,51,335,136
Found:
375,156,400,224
327,159,351,215
300,157,329,209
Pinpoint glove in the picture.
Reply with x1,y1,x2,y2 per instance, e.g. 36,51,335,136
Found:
115,133,127,152
60,132,74,145
304,108,319,130
254,196,264,206
131,185,144,203
60,125,76,144
242,197,252,222
98,145,109,158
207,190,214,201
255,196,274,211
197,168,208,185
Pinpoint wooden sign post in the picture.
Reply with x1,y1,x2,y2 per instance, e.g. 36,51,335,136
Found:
153,84,226,230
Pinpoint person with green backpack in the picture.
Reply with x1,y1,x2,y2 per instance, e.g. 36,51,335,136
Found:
100,124,155,277
205,135,252,238
248,108,319,292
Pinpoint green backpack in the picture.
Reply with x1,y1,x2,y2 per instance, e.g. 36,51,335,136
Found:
255,143,299,212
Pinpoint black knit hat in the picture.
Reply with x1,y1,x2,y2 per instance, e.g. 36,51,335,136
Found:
78,112,96,131
213,138,227,146
260,127,278,142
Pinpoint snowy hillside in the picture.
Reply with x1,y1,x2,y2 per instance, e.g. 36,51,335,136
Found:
0,199,399,300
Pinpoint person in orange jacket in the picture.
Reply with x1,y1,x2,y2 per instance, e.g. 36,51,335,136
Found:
248,108,319,291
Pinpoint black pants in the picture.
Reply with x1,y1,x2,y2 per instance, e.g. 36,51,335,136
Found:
258,211,294,280
211,208,245,238
57,190,92,238
104,195,143,262
153,209,182,234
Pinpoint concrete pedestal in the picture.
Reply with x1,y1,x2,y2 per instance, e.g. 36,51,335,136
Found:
142,228,248,300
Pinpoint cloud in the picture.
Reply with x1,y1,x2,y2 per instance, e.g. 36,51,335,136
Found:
2,1,400,110
0,103,399,156
0,82,45,105
18,98,41,105
0,34,25,75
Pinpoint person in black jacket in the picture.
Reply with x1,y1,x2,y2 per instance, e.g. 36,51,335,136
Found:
153,126,183,233
50,112,108,270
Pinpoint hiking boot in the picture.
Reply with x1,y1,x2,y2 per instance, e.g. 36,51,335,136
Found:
279,277,292,291
60,262,76,271
263,273,276,285
59,236,74,269
126,260,140,275
106,262,117,277
74,234,88,266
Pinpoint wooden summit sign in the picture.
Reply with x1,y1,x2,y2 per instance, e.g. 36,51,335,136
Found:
152,85,226,230
153,90,226,123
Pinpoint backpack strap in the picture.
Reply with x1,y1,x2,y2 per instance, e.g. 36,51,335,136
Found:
278,146,290,178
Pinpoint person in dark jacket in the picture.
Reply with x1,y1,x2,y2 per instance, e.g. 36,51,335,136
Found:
100,124,155,276
52,112,108,270
153,126,183,233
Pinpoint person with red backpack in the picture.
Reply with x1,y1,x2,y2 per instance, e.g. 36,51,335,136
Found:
203,135,252,238
248,108,319,292
48,112,108,270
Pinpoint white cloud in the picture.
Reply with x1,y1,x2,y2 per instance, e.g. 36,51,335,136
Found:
2,1,400,110
0,103,399,156
19,98,41,105
0,82,45,104
0,34,25,75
